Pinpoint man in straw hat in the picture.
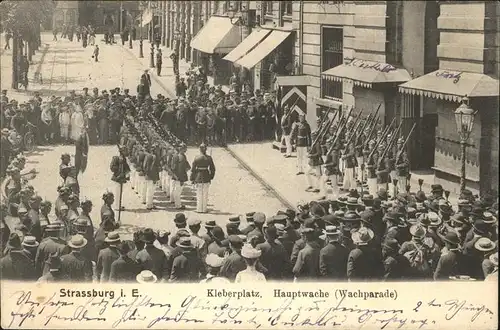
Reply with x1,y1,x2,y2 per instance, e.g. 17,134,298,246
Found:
484,252,498,281
348,227,383,280
35,222,69,276
235,243,266,283
60,234,93,282
398,224,434,279
473,237,497,280
0,233,37,280
136,270,158,284
319,226,349,280
96,231,121,282
169,236,204,283
200,253,230,283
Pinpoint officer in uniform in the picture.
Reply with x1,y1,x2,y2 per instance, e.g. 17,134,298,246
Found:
306,130,323,193
143,144,160,210
396,149,410,194
366,152,378,197
291,114,311,175
280,105,293,157
342,142,357,191
354,133,365,183
320,139,341,199
190,144,216,213
110,145,130,211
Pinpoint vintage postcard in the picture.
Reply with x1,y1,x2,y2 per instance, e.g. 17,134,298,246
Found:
0,0,498,329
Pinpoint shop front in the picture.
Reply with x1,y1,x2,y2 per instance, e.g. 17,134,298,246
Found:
399,69,499,194
190,15,241,86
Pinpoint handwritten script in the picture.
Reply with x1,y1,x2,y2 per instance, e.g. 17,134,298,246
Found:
3,287,496,329
435,70,462,84
344,58,397,74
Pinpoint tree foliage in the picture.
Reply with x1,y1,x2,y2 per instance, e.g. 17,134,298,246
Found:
0,0,55,38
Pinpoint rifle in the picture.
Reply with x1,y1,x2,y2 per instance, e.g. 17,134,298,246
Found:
367,117,396,161
360,103,381,144
344,109,366,148
310,107,336,151
326,106,353,156
281,95,301,123
396,123,417,159
379,120,403,161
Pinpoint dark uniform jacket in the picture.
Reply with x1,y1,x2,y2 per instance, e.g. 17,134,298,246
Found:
0,250,38,280
170,153,190,183
319,241,349,279
256,240,291,280
60,251,93,282
343,148,357,168
293,241,321,280
109,255,142,282
35,237,70,275
347,246,384,280
292,122,312,147
143,152,160,182
324,151,340,176
308,142,324,167
110,155,130,184
190,154,216,183
433,249,465,280
136,244,170,281
170,249,205,282
96,246,120,282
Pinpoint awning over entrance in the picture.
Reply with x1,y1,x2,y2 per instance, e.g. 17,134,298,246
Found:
141,10,153,27
223,28,271,63
275,75,309,86
190,16,241,54
321,59,411,89
235,30,291,69
399,70,500,102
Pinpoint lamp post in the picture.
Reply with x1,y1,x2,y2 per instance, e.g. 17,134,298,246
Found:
129,12,133,49
227,5,243,26
150,44,155,68
139,2,145,58
454,96,477,193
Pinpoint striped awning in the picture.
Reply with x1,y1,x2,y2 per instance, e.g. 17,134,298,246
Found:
399,70,499,102
223,28,271,63
322,59,411,89
235,30,291,69
190,16,241,54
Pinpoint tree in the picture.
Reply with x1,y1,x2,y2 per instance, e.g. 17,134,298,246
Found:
0,0,55,89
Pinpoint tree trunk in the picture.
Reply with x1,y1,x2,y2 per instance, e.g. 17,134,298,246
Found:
28,40,33,63
12,35,18,90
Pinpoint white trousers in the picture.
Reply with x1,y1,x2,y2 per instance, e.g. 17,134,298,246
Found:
367,178,378,196
320,174,339,199
140,176,147,203
169,177,175,202
343,167,356,190
196,182,210,213
162,171,170,196
390,170,398,184
306,165,321,189
113,181,123,210
296,146,307,172
356,157,364,182
172,180,184,208
130,168,136,190
60,125,70,139
145,179,155,208
281,135,292,156
398,176,407,194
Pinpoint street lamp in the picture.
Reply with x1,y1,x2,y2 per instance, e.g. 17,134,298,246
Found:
227,5,244,26
454,96,477,193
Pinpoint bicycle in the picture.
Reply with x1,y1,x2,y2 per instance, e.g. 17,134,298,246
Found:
23,121,37,152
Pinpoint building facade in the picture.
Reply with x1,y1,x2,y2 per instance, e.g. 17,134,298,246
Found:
52,1,79,29
152,0,499,195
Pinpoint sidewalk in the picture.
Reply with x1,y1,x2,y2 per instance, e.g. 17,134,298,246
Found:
226,142,461,206
120,39,189,98
0,32,53,102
